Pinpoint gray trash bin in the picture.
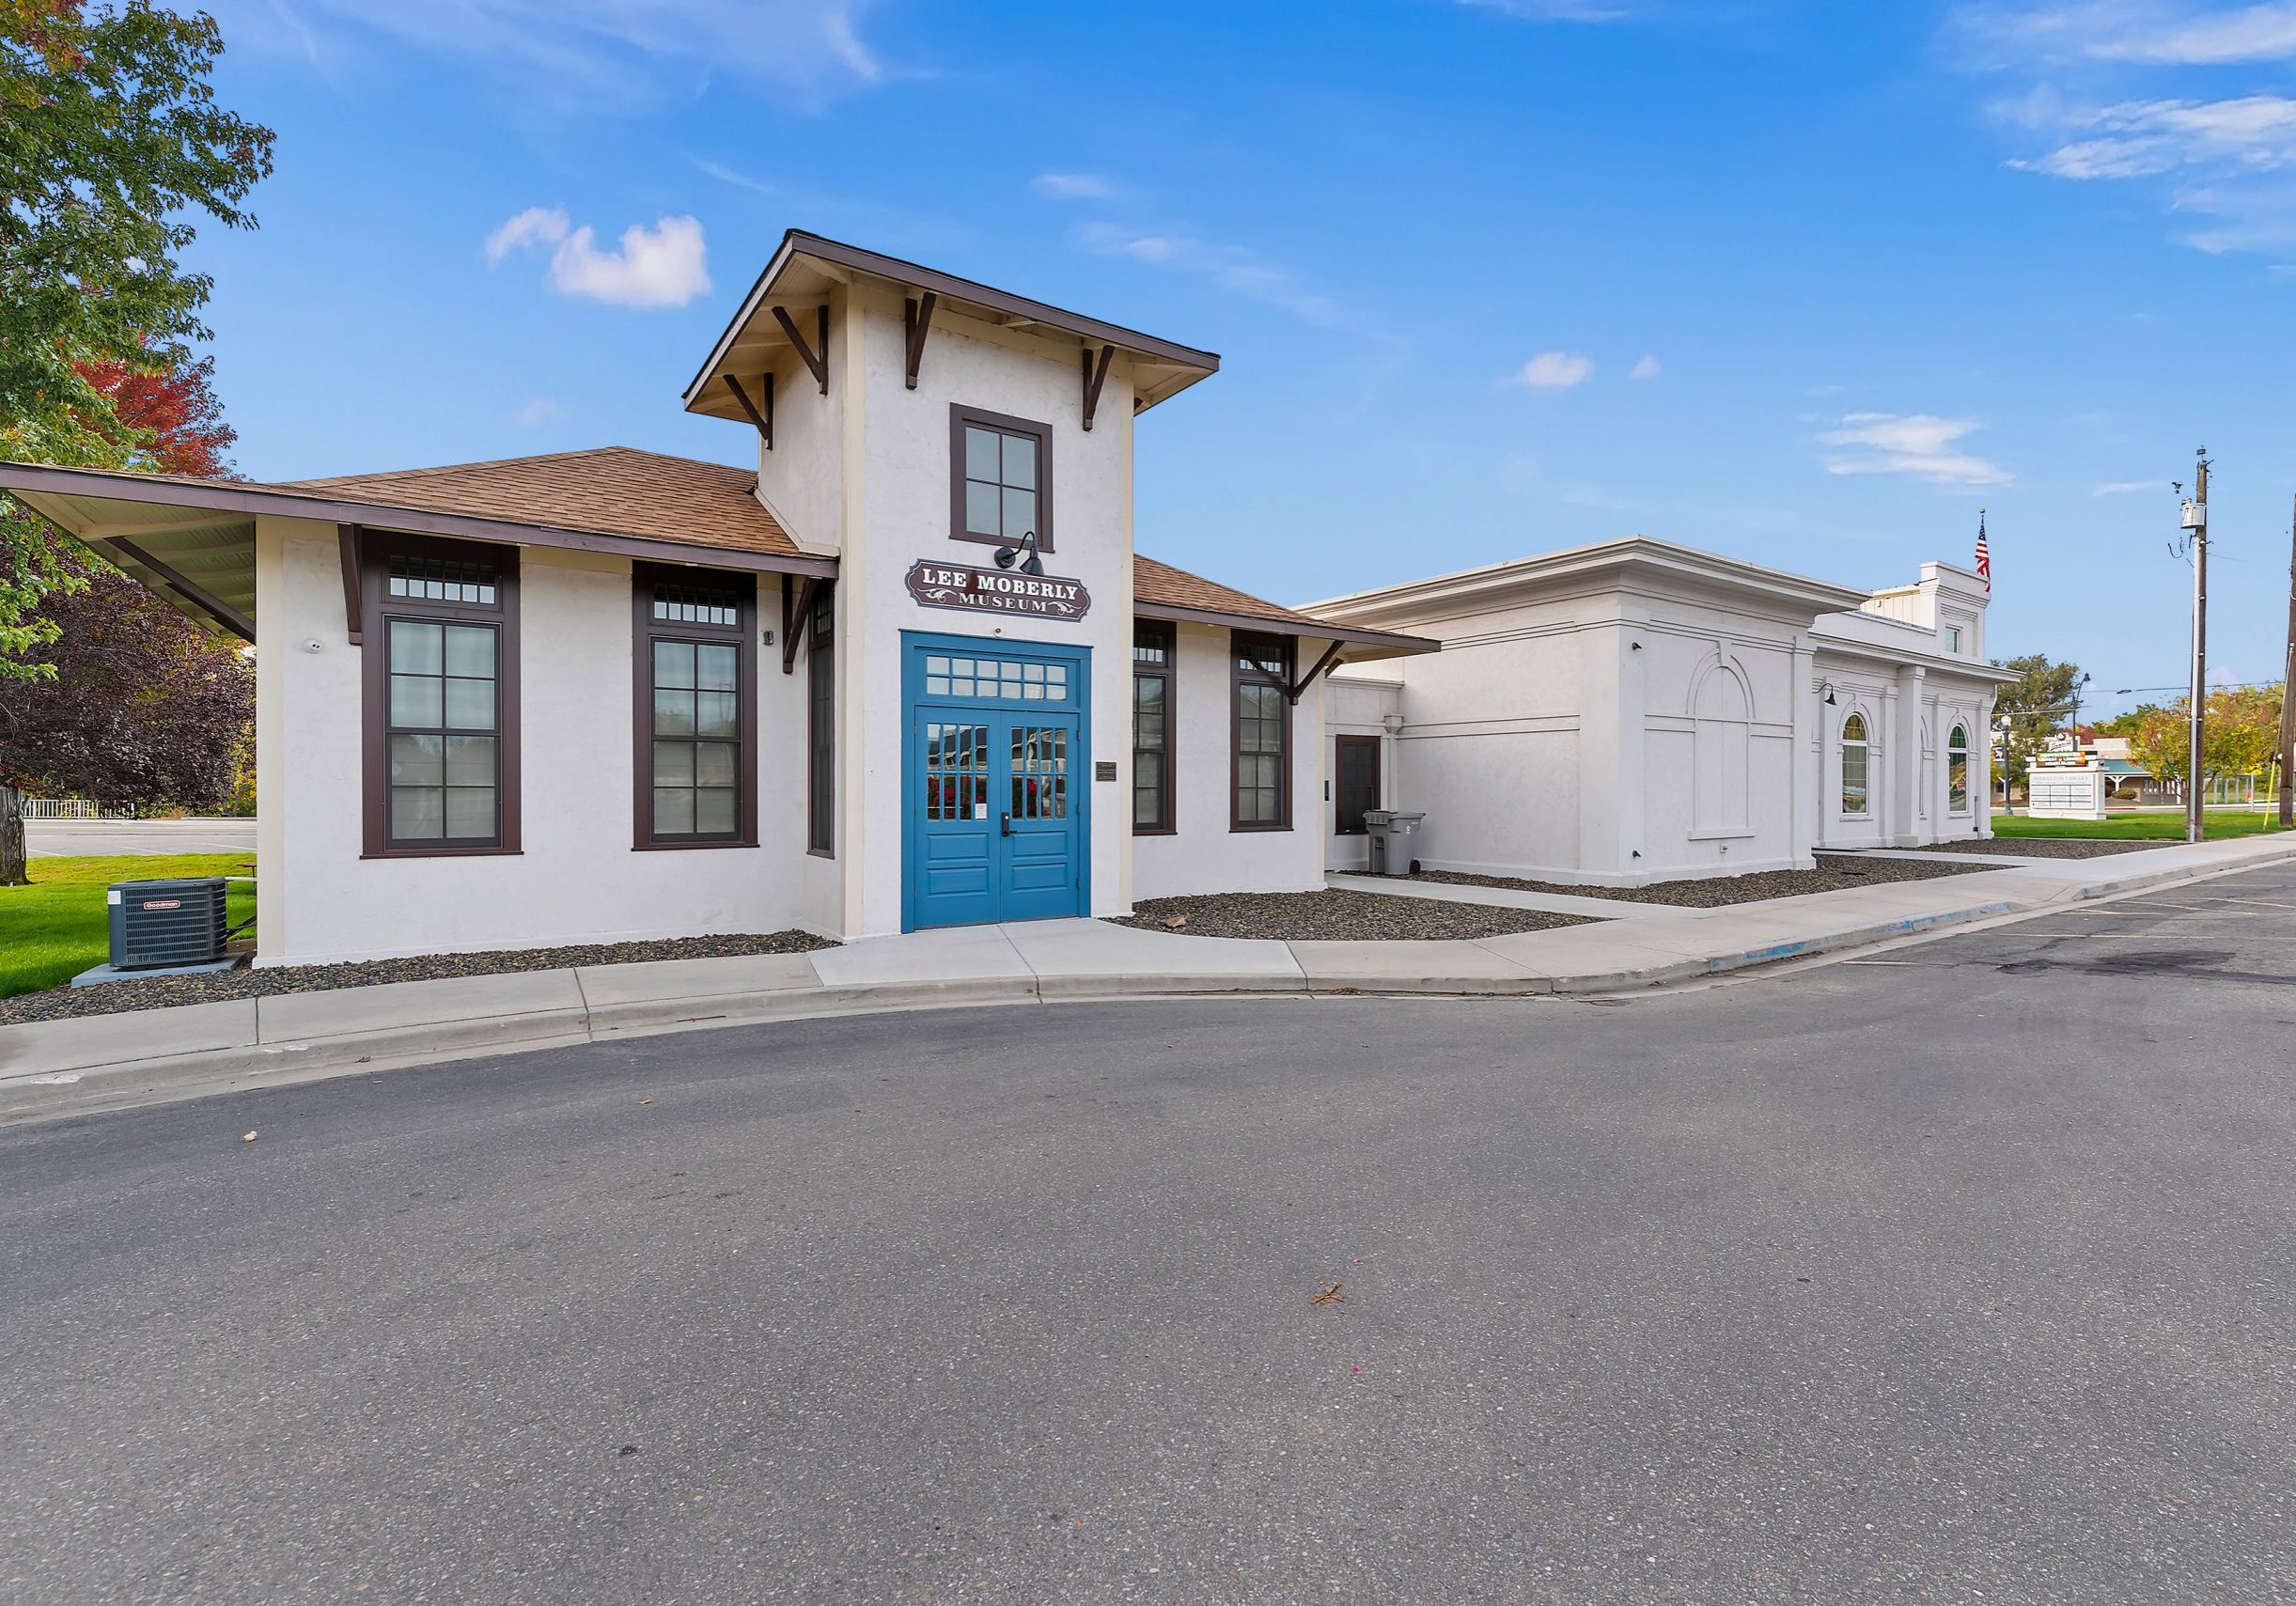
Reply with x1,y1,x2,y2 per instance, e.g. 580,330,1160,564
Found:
1363,810,1426,877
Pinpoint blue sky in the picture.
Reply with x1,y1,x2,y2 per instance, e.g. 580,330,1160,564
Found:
184,0,2296,717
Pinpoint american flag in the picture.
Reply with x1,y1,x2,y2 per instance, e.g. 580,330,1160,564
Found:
1975,511,1991,590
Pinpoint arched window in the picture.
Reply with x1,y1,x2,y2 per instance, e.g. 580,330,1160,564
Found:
1840,711,1870,815
1947,724,1970,814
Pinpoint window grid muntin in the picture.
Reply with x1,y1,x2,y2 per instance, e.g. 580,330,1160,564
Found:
1132,623,1173,833
1841,711,1871,816
650,638,742,839
922,652,1071,704
1009,725,1070,820
926,722,991,820
1232,631,1292,831
652,582,740,628
384,616,500,846
388,554,497,606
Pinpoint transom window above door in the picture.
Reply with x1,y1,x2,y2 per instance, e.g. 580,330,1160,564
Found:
924,652,1071,703
950,405,1053,551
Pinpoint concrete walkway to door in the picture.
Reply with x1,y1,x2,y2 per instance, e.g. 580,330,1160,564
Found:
8,830,2296,1125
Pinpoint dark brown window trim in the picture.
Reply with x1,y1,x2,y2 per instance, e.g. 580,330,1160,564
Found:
633,562,760,850
948,403,1054,553
1334,733,1381,836
1229,630,1293,834
1132,619,1176,835
806,579,836,857
361,531,522,858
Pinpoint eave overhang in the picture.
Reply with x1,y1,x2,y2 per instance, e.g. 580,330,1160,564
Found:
1,460,839,642
685,229,1222,425
1132,598,1439,663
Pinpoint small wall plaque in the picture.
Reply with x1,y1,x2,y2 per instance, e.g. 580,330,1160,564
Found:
1094,760,1118,782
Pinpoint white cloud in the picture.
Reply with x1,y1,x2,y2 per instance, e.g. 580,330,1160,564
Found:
1957,4,2296,253
1630,352,1662,380
1960,1,2296,65
1033,171,1120,201
486,209,712,308
485,206,571,264
222,0,898,112
1074,221,1364,332
1818,413,2013,486
511,397,567,427
1509,351,1596,390
2091,477,2163,495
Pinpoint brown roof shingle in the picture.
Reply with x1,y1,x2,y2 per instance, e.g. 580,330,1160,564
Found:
1132,553,1329,631
280,446,801,560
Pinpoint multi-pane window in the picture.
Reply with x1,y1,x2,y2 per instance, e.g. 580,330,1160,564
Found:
924,653,1069,702
1841,711,1870,816
1948,725,1970,814
651,639,741,836
1232,632,1292,831
364,535,516,857
807,582,835,855
950,406,1053,550
387,619,499,844
634,567,753,848
1132,622,1174,833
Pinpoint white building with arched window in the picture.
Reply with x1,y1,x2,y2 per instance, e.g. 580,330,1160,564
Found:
1311,540,2013,886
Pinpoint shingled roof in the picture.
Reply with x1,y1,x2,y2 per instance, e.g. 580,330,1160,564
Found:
281,446,804,560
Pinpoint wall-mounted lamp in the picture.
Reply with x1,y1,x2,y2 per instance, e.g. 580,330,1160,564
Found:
993,529,1044,577
1821,682,1837,706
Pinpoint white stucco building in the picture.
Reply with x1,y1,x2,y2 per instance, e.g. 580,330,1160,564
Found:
1310,543,2011,885
2,229,2010,963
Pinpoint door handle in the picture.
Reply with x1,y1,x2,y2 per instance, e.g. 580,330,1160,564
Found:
1000,812,1012,836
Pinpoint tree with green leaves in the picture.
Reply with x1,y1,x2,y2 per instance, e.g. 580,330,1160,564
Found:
1990,653,2083,800
2130,686,2283,796
1,0,273,666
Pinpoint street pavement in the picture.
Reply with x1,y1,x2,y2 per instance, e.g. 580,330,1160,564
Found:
3,865,2292,1603
25,818,257,858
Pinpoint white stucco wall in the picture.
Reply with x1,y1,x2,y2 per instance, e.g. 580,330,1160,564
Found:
1323,673,1399,874
833,288,1138,936
1132,621,1328,899
751,305,846,555
257,517,824,965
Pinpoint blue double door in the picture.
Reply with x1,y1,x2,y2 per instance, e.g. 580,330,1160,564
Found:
904,634,1089,930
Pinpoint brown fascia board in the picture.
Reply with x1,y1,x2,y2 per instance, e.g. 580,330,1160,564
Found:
0,460,839,579
1133,598,1439,656
683,229,1222,411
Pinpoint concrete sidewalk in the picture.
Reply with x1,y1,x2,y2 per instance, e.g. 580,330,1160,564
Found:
7,831,2293,1124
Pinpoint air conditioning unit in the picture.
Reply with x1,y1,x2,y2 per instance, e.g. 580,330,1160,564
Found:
107,878,229,971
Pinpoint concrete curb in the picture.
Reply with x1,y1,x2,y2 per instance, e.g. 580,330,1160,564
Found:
6,834,2292,1125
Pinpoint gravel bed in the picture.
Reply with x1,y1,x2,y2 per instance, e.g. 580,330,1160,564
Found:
1916,836,2181,859
1113,890,1592,943
0,930,836,1027
1407,850,2000,909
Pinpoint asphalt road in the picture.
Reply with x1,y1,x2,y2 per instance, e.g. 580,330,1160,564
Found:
4,865,2293,1604
26,819,257,858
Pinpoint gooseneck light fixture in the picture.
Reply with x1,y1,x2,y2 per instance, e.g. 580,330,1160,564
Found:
993,529,1044,577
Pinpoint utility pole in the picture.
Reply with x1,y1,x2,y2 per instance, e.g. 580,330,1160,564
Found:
2184,449,2210,844
2279,491,2295,831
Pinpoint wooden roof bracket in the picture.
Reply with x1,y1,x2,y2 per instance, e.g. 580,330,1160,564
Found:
782,572,822,674
1286,641,1346,707
336,523,364,646
903,291,938,389
723,372,773,448
1081,344,1115,431
773,304,831,396
111,534,257,643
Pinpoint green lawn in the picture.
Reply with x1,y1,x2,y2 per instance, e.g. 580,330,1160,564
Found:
1991,810,2288,841
0,853,255,1001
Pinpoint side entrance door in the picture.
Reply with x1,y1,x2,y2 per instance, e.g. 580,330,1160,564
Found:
904,636,1090,931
